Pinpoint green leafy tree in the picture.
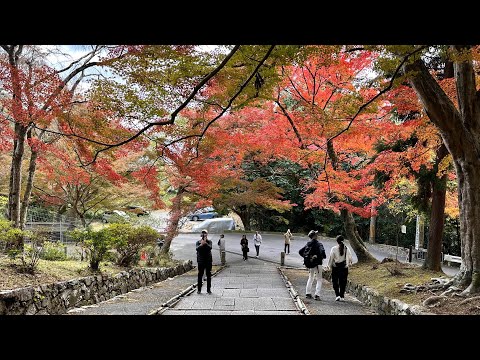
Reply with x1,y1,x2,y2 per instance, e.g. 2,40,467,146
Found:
107,224,158,267
69,227,114,271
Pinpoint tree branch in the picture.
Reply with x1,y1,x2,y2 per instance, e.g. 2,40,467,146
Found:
327,45,429,145
164,45,276,157
275,99,306,149
403,58,464,157
452,45,480,142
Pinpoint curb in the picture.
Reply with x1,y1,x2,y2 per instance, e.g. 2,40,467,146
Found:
277,267,309,315
149,265,227,315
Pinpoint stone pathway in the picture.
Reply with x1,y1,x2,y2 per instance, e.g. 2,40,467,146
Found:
161,260,300,315
67,256,372,316
281,268,373,315
67,269,200,315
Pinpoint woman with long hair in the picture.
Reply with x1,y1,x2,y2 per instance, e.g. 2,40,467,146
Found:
327,235,353,301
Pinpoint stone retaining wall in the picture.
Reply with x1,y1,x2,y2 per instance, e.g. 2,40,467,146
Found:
322,271,430,315
0,260,193,315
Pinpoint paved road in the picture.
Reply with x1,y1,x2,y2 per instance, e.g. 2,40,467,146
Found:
169,231,459,276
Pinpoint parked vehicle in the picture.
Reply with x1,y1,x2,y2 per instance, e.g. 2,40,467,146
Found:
121,205,149,216
102,210,129,223
187,207,218,221
191,218,235,232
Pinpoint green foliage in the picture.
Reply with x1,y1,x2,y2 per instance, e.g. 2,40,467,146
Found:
7,249,21,260
144,248,176,268
232,159,336,233
0,219,25,252
106,224,158,267
41,241,67,261
361,204,416,248
442,217,461,256
0,195,7,219
21,231,47,274
69,227,114,271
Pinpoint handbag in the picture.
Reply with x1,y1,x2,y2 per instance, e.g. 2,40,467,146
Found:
246,247,250,252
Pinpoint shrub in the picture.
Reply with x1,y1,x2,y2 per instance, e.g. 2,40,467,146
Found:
0,219,25,252
107,224,158,267
21,231,47,274
69,227,114,271
41,241,67,261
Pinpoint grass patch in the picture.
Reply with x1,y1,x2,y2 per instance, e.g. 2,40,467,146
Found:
349,261,447,305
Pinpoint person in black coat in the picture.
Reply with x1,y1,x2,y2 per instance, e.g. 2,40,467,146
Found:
240,234,249,261
196,230,213,294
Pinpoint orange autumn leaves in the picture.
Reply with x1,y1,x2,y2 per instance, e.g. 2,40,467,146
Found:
170,47,458,219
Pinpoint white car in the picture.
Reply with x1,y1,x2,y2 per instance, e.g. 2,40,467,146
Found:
102,210,129,223
191,218,236,233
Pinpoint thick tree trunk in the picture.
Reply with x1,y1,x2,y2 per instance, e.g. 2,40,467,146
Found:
19,146,39,230
404,48,480,293
454,156,480,293
238,209,251,231
8,124,28,230
340,209,377,263
233,207,251,231
423,144,448,271
160,188,185,255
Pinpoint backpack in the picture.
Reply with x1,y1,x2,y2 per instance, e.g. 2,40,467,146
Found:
299,241,326,268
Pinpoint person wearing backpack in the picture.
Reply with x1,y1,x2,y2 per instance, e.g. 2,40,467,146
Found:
327,235,353,301
299,230,327,300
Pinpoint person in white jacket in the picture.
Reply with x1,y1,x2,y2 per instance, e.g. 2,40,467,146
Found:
327,235,353,301
253,231,262,258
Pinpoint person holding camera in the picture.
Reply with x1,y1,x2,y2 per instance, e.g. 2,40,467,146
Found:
196,230,213,294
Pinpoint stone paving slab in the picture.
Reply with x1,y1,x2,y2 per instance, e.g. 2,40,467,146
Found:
161,262,301,315
272,298,298,311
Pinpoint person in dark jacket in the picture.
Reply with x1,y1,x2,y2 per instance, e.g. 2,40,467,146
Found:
196,230,213,294
299,230,326,300
240,234,249,261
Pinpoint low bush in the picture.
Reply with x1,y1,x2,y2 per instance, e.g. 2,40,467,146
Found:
0,219,25,252
21,231,47,274
41,241,67,261
69,227,114,271
107,224,158,267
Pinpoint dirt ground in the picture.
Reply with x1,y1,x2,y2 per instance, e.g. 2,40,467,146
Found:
349,260,480,315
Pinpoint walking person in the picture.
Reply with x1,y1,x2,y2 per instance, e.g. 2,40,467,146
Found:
217,234,226,261
299,230,326,300
253,231,262,257
327,235,353,301
240,234,249,261
196,230,213,294
284,229,293,255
